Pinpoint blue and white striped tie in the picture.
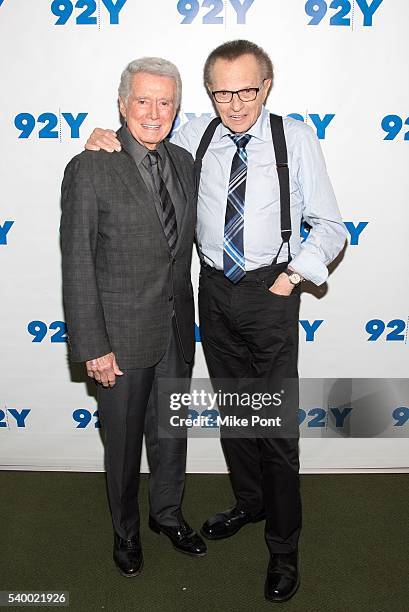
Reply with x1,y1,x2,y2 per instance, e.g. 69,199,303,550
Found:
223,133,251,283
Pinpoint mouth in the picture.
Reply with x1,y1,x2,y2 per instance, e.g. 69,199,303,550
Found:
141,124,161,130
229,114,247,122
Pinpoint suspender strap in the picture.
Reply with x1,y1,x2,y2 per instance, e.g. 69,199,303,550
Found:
194,117,222,191
269,114,292,246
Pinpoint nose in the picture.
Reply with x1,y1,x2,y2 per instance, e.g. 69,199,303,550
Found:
230,92,244,112
149,101,159,120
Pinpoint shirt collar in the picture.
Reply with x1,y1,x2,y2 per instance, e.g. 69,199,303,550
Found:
218,105,270,142
119,125,165,165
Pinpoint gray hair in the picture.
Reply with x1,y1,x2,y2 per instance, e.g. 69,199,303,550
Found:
118,57,182,109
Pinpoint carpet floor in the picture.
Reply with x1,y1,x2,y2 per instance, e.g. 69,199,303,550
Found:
0,472,408,612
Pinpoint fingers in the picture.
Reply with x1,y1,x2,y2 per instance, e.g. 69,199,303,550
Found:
91,369,115,387
99,370,116,388
85,143,101,152
86,359,97,379
94,371,102,383
103,133,121,153
85,128,121,153
88,359,103,382
85,353,120,387
85,129,103,151
95,364,116,387
113,356,124,376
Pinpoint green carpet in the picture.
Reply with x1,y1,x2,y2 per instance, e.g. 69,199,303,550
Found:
1,472,408,612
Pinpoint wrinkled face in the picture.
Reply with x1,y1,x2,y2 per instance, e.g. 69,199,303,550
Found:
119,72,177,149
208,53,271,133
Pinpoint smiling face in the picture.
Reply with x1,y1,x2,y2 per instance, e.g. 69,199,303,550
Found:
208,53,271,134
119,72,177,149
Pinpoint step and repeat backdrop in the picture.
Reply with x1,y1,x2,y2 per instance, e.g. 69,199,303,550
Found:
1,0,408,472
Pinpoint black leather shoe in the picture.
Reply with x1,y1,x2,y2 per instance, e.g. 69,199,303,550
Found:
264,551,300,602
113,533,143,577
149,516,207,556
201,506,265,540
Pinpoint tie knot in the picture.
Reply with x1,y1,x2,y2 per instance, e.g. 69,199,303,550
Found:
147,150,159,166
230,133,251,149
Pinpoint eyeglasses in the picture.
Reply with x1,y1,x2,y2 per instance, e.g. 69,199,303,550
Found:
211,82,265,104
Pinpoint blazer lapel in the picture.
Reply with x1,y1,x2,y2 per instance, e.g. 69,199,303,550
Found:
110,148,169,252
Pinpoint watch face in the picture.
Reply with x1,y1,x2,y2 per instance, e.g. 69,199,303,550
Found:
289,273,301,285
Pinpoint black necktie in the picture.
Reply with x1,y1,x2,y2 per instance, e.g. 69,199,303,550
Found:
147,150,178,253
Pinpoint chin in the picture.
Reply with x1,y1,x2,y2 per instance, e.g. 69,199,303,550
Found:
226,120,250,133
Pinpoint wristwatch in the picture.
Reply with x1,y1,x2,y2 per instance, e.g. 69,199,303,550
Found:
284,267,304,286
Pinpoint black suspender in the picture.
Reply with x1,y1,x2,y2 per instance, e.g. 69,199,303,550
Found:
194,116,222,192
269,114,292,256
194,113,292,263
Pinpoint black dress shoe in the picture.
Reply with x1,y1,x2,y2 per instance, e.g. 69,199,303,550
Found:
201,506,265,540
113,533,143,578
264,551,300,602
149,516,207,556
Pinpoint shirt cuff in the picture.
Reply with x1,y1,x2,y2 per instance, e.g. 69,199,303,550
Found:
289,250,329,286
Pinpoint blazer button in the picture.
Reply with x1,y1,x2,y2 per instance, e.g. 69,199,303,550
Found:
169,295,173,301
172,258,176,265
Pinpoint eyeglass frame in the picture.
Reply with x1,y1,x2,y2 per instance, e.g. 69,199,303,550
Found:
211,80,266,104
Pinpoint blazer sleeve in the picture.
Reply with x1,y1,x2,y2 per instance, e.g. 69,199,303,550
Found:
60,154,112,362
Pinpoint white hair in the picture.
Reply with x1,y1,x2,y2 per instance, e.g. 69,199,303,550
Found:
118,57,182,109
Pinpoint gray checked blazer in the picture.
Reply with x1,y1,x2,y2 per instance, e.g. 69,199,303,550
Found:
60,134,196,369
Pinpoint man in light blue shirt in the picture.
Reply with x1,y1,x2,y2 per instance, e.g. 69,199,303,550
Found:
85,40,345,604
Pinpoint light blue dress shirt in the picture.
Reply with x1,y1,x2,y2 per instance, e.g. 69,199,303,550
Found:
171,106,346,285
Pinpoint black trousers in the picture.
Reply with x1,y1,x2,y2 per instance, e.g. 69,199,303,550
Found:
97,317,191,539
199,261,301,554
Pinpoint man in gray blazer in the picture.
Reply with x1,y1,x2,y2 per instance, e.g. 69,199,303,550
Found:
60,57,206,577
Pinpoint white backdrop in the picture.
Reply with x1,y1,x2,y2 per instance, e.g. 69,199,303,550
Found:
1,0,408,472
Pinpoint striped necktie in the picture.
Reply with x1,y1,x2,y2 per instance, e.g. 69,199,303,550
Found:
147,150,178,253
223,133,251,283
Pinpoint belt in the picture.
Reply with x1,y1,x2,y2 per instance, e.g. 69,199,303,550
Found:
200,260,288,283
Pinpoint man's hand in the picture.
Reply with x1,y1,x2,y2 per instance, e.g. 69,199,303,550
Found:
268,272,294,297
85,128,121,153
86,352,123,387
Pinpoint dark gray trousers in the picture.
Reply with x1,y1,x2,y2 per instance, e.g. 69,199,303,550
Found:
199,262,301,554
97,317,191,539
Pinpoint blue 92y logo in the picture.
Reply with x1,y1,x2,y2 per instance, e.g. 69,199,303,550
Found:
51,0,127,25
177,0,254,24
288,113,335,139
14,113,87,139
0,409,31,429
301,220,369,245
393,407,409,427
28,321,67,343
305,0,383,27
0,221,14,245
365,319,408,342
73,409,101,428
186,407,353,428
381,115,409,141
